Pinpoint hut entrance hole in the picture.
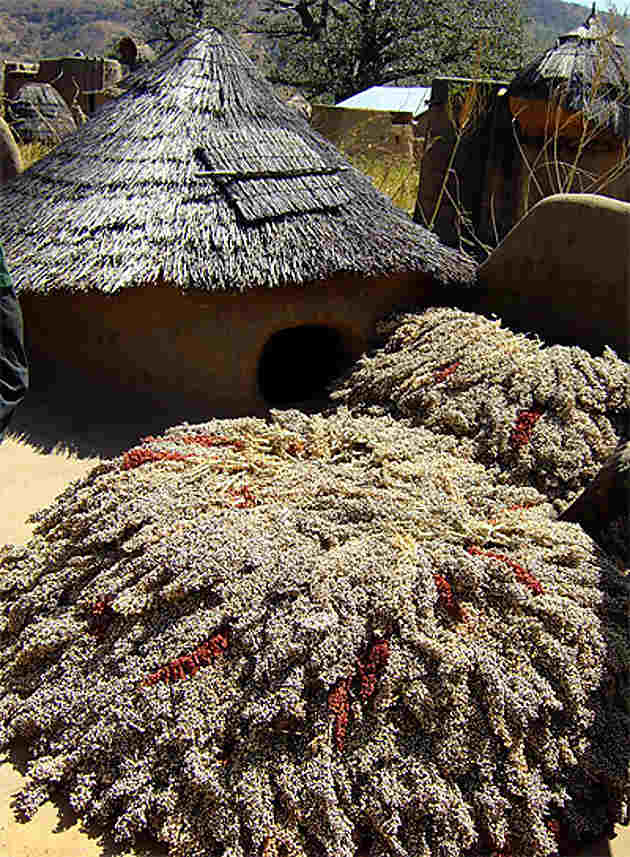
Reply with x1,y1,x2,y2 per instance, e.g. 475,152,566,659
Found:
257,325,351,406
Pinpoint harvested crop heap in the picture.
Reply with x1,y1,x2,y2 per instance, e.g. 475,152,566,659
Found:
331,308,630,507
1,409,629,857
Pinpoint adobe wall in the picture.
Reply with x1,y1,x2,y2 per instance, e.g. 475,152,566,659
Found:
516,139,630,217
3,57,122,117
475,193,630,358
413,78,513,247
19,271,446,418
311,105,417,159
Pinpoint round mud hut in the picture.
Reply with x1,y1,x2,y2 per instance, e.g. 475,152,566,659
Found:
507,6,630,203
6,82,78,146
0,29,474,418
508,5,630,143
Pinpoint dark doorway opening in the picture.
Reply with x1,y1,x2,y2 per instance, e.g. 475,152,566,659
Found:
258,325,351,407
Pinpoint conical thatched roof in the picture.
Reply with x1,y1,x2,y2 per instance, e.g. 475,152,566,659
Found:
0,29,474,295
6,82,77,146
508,6,630,139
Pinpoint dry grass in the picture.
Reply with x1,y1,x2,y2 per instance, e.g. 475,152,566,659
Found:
347,151,419,215
17,142,54,169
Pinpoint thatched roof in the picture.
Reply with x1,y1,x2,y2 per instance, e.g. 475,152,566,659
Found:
508,6,630,139
0,29,474,295
6,82,77,146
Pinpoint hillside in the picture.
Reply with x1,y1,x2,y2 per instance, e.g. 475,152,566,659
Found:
0,0,627,70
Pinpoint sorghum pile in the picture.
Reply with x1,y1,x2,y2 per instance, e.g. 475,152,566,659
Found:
331,308,630,507
1,409,629,857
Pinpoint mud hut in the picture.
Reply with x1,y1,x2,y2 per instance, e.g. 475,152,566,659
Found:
6,82,77,145
508,5,630,203
0,29,474,418
509,5,630,142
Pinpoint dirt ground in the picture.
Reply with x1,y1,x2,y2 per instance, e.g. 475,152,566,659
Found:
0,380,629,857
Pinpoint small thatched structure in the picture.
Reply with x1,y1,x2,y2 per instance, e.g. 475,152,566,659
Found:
1,408,629,857
6,82,77,145
0,28,474,416
0,117,22,184
331,307,630,524
508,5,630,142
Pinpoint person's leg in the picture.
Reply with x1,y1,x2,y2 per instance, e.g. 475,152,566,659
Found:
0,288,29,438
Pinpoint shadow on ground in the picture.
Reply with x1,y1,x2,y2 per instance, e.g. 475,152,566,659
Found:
10,367,240,460
10,358,342,461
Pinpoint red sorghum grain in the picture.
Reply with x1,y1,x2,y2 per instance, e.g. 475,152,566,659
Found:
122,448,193,471
433,573,466,620
87,594,116,638
433,361,460,384
141,629,229,687
510,408,543,450
356,638,390,701
327,677,351,751
466,545,543,596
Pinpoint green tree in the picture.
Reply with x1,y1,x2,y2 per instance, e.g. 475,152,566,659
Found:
133,0,245,48
254,0,532,102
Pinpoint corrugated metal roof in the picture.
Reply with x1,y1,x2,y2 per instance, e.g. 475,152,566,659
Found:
336,86,431,116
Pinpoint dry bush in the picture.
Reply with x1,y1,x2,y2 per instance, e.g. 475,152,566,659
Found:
0,410,629,857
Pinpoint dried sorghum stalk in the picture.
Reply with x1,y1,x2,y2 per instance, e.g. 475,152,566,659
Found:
332,307,629,506
1,410,628,857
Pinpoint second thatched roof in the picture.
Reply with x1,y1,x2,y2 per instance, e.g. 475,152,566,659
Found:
508,6,630,140
0,29,474,295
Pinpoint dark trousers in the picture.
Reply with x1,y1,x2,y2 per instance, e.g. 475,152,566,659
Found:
0,289,29,439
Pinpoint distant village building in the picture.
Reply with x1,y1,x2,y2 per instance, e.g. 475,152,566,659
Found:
414,7,630,249
6,82,77,145
2,55,123,121
0,29,474,417
312,85,431,159
507,4,630,212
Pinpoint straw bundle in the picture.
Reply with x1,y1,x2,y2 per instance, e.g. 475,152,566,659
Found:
331,308,630,511
1,409,629,857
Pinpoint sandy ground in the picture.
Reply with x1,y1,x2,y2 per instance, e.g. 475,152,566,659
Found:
0,382,629,857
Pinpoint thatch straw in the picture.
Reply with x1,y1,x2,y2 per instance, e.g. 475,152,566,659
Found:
0,29,475,295
331,307,630,513
6,83,77,146
0,409,629,857
508,7,630,140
